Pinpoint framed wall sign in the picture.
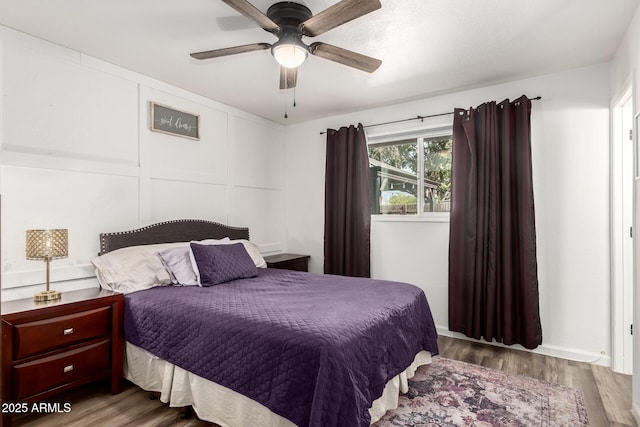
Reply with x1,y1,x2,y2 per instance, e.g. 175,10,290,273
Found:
150,102,200,140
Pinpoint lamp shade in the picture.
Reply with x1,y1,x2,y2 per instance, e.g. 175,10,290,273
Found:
272,43,308,68
26,229,68,260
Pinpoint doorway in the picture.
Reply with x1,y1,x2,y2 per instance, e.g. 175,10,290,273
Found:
612,85,634,374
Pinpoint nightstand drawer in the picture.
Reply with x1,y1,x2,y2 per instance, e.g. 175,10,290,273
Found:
13,306,111,360
13,339,111,401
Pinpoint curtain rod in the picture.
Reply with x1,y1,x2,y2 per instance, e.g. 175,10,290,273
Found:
319,96,542,135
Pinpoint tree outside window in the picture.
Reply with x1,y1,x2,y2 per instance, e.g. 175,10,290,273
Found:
368,132,451,215
423,136,452,212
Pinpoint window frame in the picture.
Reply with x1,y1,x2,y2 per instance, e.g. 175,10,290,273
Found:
367,124,452,222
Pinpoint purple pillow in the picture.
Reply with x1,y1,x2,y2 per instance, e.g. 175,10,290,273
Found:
190,242,258,286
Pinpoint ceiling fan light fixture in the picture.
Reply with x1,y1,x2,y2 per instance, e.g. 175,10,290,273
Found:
272,43,308,68
191,0,383,90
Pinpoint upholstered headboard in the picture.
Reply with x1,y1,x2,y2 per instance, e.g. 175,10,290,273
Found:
98,219,250,255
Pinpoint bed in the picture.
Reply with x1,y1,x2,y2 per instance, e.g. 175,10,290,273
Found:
93,219,439,427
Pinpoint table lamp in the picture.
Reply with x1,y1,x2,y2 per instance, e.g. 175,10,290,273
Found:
26,229,68,302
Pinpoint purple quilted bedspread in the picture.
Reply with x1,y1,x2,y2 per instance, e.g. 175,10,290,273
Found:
124,269,438,427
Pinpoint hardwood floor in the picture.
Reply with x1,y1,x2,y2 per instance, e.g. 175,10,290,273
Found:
11,384,214,427
11,336,636,426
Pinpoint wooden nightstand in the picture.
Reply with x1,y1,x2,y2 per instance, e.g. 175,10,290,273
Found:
264,253,310,272
1,288,123,427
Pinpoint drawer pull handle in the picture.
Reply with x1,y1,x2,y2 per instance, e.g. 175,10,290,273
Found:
63,365,74,373
63,328,74,335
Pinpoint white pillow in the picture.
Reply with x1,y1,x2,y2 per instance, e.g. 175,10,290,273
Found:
92,238,267,291
239,240,267,269
94,268,114,292
92,242,186,294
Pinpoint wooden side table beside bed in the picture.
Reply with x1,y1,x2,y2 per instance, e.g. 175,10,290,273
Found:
264,253,310,272
1,288,123,427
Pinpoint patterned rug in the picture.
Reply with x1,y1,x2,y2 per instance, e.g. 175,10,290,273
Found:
375,357,589,426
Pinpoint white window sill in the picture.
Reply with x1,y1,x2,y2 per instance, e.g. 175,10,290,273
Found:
371,213,450,223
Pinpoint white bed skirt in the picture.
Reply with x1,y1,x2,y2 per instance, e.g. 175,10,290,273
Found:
124,342,431,426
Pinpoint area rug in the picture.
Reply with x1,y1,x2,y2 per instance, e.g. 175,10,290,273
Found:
374,357,589,426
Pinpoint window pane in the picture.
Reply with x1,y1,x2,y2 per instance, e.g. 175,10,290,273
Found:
369,140,418,215
423,136,452,212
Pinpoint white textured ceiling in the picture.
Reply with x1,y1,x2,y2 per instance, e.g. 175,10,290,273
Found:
0,0,638,124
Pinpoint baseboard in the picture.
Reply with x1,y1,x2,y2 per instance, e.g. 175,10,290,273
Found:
436,327,611,367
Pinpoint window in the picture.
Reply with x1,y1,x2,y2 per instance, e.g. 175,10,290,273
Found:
422,135,452,213
368,129,452,215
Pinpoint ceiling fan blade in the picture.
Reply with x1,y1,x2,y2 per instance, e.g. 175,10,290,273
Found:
221,0,280,33
190,43,271,60
279,66,298,90
309,42,381,73
301,0,381,37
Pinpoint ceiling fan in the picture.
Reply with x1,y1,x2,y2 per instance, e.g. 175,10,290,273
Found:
190,0,383,90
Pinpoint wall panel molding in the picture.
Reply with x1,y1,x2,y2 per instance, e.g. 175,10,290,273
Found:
1,25,286,301
2,145,140,177
2,264,95,289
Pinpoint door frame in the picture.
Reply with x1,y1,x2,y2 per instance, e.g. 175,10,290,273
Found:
611,81,635,374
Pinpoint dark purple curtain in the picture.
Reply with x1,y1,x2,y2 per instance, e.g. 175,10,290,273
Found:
324,123,371,277
448,95,542,349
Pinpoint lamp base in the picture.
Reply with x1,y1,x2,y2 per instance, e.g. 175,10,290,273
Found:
34,289,61,302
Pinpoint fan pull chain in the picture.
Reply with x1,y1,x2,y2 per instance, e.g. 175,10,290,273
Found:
284,87,297,119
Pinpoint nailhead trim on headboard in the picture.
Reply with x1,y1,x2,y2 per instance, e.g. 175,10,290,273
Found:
98,219,250,255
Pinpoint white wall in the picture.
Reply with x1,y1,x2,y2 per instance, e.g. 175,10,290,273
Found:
0,25,286,301
284,63,612,365
611,4,640,422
